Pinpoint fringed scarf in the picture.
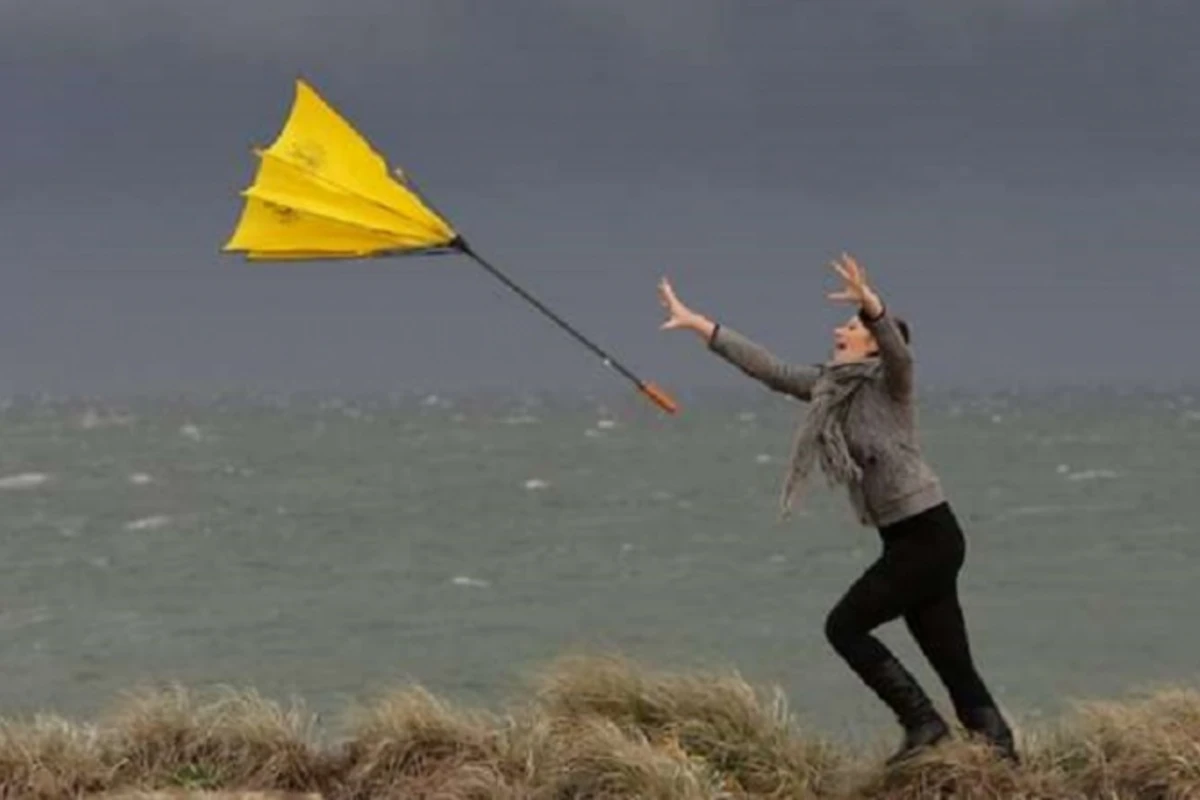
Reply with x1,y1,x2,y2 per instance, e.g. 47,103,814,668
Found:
779,357,882,522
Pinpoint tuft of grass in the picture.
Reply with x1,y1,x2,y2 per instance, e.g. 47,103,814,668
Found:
526,716,715,800
102,684,327,794
0,714,111,798
94,794,324,799
95,794,323,799
335,685,516,799
531,653,841,798
846,738,1077,800
1038,687,1200,800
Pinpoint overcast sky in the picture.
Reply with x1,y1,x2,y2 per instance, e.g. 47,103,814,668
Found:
2,0,1197,398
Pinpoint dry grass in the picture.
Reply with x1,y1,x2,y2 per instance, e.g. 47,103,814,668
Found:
1034,688,1200,800
525,716,716,800
334,685,516,799
0,715,111,798
845,738,1077,800
529,653,840,798
102,685,327,793
94,794,321,799
0,655,1196,799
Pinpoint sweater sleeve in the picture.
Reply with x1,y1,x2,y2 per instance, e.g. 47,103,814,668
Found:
859,306,912,400
707,324,820,402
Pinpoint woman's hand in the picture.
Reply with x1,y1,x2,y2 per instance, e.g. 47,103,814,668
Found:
827,253,884,319
658,277,716,340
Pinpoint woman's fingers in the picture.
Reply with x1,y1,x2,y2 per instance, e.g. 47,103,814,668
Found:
840,252,861,278
839,252,859,277
658,276,691,330
840,255,868,286
663,279,693,317
657,282,674,312
852,259,868,286
839,253,870,289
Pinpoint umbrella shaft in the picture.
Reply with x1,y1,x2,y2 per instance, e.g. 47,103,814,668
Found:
461,246,644,388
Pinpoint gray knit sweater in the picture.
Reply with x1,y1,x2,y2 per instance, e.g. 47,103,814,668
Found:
708,309,944,528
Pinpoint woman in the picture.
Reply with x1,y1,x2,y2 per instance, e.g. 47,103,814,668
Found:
656,254,1017,765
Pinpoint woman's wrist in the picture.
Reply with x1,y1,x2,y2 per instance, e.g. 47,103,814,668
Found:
689,314,716,341
859,291,884,320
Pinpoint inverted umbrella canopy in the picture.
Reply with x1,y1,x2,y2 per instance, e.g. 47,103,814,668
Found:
223,79,678,415
224,79,458,260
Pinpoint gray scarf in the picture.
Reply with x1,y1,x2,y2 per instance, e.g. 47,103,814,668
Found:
779,357,882,521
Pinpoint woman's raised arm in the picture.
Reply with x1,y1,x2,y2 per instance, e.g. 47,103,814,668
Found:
658,277,819,402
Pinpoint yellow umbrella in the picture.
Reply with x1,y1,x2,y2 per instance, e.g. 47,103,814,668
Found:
224,79,677,414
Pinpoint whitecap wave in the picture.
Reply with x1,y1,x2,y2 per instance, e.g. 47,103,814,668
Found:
0,473,50,490
79,409,134,429
125,515,171,531
1066,469,1119,482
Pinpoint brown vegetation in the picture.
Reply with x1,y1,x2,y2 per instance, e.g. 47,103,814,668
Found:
0,653,1195,798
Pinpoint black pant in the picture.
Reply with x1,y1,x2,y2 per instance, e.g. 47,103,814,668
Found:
824,501,996,720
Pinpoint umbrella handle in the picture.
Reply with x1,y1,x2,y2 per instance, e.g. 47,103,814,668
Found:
639,382,679,415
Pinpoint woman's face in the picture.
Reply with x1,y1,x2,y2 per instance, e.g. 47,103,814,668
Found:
832,315,877,363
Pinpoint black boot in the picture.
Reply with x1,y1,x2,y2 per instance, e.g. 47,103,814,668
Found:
960,706,1018,764
864,657,951,765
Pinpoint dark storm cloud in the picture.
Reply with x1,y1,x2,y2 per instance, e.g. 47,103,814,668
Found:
1,1,1197,395
5,0,1194,188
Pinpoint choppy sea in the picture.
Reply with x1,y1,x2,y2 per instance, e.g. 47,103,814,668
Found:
1,387,1197,743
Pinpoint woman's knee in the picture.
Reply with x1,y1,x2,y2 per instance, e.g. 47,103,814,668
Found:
824,604,857,653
